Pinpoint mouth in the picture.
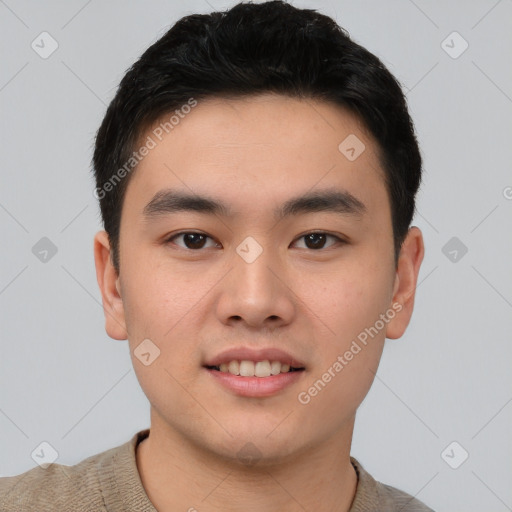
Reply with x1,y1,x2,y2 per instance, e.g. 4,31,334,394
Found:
203,348,306,397
205,360,305,377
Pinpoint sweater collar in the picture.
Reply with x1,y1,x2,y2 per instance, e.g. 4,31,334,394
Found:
100,429,380,512
98,428,155,511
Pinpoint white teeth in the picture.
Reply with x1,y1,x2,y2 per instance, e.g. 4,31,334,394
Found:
228,360,240,375
239,360,255,377
255,361,271,377
215,360,298,377
270,361,281,375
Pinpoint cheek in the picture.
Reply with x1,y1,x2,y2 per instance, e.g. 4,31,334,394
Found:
295,273,388,430
294,255,393,417
121,255,225,375
296,259,393,348
122,265,204,413
121,253,195,335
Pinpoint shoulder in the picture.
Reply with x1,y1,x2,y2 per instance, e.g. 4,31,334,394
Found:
349,456,435,512
0,435,140,512
0,454,103,511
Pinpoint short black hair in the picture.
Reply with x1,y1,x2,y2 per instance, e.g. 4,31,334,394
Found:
92,0,422,272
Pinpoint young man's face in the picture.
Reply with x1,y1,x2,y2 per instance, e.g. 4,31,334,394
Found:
95,93,423,465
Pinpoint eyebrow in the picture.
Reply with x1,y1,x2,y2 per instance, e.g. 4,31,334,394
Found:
142,187,367,222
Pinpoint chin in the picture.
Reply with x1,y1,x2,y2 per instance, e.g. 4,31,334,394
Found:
202,426,309,468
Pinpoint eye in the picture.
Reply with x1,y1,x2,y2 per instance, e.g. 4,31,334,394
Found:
292,232,345,250
165,231,346,251
166,232,219,250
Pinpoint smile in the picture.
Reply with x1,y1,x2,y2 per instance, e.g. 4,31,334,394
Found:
205,360,304,377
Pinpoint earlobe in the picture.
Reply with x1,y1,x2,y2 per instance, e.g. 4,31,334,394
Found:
93,230,128,340
385,227,425,340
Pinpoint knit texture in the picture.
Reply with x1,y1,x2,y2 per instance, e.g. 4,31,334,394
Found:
0,429,434,511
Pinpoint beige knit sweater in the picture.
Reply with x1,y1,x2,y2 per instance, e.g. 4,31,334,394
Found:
0,429,434,511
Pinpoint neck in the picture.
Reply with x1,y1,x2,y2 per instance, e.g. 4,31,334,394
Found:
136,411,358,512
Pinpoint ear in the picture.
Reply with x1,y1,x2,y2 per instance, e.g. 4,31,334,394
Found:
93,230,128,340
385,226,425,340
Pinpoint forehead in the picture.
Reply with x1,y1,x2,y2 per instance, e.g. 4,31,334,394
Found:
124,94,388,222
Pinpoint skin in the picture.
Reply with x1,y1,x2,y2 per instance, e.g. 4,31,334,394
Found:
94,93,424,512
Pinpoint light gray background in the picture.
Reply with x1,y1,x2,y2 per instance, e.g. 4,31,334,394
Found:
1,1,511,511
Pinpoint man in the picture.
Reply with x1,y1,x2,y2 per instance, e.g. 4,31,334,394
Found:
0,1,433,510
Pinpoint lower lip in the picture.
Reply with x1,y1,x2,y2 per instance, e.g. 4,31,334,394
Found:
205,368,305,397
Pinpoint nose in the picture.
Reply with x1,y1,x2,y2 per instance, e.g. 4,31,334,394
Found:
215,241,296,330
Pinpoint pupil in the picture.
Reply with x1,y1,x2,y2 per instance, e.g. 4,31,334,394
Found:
305,233,326,249
185,233,206,249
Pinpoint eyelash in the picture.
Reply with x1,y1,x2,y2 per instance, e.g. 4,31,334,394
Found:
164,231,347,251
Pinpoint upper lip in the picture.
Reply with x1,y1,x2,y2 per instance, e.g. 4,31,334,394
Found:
204,347,306,368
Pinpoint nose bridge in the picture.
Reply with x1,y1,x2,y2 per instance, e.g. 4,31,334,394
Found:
216,235,295,327
233,235,280,298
